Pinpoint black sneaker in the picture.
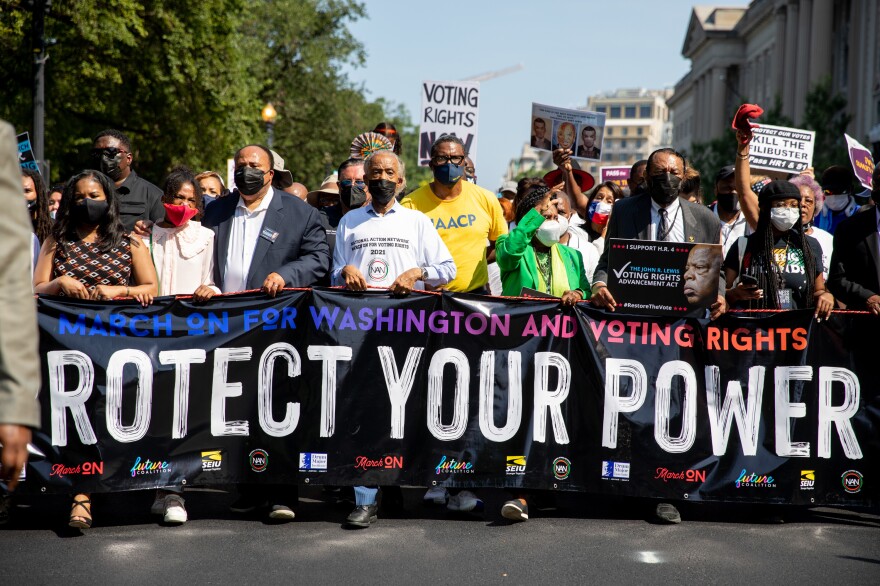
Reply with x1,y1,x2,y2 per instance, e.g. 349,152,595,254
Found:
655,503,681,524
229,495,268,514
345,504,378,528
501,498,529,522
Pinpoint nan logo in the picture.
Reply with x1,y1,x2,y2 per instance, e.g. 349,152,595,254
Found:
299,452,328,472
506,456,526,476
552,457,571,480
800,470,815,490
201,450,222,471
249,449,268,473
368,258,389,282
841,470,863,494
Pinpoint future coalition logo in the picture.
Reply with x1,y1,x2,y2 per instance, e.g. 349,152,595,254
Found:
435,455,474,474
130,456,171,478
734,469,775,488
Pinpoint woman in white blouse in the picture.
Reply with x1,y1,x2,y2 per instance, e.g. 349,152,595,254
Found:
149,167,219,301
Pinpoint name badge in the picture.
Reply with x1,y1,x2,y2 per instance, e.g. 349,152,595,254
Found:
260,227,279,242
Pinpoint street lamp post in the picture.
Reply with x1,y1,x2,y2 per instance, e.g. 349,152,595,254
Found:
261,103,277,149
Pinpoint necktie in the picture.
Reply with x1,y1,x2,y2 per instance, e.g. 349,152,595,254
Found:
658,208,669,241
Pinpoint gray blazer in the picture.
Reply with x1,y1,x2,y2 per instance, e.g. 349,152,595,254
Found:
593,193,724,293
202,187,330,290
0,121,40,428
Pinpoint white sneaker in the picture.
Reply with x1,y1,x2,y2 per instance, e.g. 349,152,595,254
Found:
423,486,448,505
268,504,295,520
163,494,188,524
447,490,483,513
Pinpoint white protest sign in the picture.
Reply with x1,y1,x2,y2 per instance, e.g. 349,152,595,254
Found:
418,80,480,167
748,124,815,174
530,103,606,162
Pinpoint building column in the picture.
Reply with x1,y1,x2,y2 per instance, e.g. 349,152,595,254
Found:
794,0,813,124
809,0,833,86
711,67,726,139
694,75,703,143
773,5,787,104
782,0,800,117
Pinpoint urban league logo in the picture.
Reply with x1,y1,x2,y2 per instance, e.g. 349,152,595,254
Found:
249,449,268,473
654,467,705,483
601,460,629,481
435,455,474,474
299,452,328,472
506,456,526,476
368,258,389,282
800,470,815,491
553,457,571,480
354,455,404,471
201,450,223,471
734,469,776,488
130,456,171,478
841,470,863,494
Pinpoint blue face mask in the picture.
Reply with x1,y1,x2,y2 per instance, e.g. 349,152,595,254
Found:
433,163,464,186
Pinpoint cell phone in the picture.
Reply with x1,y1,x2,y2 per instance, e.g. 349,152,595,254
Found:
740,274,758,287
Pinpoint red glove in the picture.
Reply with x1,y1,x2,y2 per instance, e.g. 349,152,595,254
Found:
732,104,763,144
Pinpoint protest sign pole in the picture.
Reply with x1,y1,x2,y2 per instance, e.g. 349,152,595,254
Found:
31,0,50,177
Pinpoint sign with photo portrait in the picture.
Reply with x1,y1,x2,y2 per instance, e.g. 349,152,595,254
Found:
530,103,606,162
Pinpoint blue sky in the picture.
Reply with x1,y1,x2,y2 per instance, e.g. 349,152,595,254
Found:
343,0,749,190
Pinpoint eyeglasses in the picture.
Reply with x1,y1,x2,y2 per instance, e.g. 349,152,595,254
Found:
90,147,127,158
431,155,466,166
339,180,366,188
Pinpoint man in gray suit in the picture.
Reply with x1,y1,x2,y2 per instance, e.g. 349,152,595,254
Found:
592,148,726,320
590,148,725,525
0,121,41,498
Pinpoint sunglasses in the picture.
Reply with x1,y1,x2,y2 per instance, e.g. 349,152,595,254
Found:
339,180,366,188
90,147,127,158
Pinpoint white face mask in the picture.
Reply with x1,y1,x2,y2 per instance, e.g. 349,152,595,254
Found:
770,207,800,232
535,215,569,247
823,193,849,211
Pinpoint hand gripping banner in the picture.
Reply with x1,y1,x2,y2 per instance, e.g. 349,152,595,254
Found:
23,289,877,507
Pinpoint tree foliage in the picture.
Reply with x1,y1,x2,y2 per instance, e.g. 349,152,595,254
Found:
0,0,415,188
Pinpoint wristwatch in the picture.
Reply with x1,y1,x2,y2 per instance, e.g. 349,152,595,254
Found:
420,267,429,281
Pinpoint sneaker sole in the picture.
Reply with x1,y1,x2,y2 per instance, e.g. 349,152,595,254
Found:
164,511,187,524
501,504,528,521
269,509,295,520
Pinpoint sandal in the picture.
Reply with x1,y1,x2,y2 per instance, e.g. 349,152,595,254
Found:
69,496,92,529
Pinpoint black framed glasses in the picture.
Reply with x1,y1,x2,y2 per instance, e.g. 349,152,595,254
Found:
431,155,466,166
90,147,127,158
339,180,366,188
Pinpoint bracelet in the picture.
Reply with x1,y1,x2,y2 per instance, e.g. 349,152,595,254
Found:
737,152,750,159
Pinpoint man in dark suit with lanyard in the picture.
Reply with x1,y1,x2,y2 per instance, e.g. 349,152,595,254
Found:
592,147,726,319
202,144,329,521
590,148,726,525
828,165,880,313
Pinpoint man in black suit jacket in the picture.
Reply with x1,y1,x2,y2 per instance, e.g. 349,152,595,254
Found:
828,167,880,314
202,145,329,296
591,148,726,320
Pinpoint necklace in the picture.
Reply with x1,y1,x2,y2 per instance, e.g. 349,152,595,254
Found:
535,249,552,290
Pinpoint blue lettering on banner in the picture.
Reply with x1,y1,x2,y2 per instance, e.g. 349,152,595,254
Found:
59,313,173,337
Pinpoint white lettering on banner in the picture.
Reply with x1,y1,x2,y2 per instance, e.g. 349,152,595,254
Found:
775,366,812,457
705,366,766,456
212,347,252,436
817,367,862,459
533,352,570,444
478,351,522,443
105,350,154,443
258,343,301,437
602,359,648,448
654,361,697,453
48,350,96,446
158,349,206,439
378,346,424,440
307,345,352,438
427,349,470,441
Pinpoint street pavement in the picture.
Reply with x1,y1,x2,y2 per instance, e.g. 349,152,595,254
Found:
1,487,878,584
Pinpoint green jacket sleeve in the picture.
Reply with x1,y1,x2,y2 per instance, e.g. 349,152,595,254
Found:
495,208,546,272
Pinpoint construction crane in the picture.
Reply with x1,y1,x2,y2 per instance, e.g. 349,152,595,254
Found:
462,63,524,83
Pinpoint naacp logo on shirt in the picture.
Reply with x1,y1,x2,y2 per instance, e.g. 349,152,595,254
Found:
368,258,389,282
433,214,477,230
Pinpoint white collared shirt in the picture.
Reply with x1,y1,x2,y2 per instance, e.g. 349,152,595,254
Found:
713,206,752,256
649,196,684,243
223,189,275,293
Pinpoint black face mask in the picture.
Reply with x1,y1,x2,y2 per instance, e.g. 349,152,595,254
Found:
91,153,124,181
648,173,681,206
368,179,397,206
340,184,367,209
73,198,109,225
716,192,739,212
234,166,266,196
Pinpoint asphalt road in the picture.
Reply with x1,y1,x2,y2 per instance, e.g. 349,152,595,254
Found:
1,487,878,584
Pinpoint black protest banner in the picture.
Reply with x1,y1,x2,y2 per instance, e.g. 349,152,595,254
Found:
23,290,877,507
607,239,723,318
